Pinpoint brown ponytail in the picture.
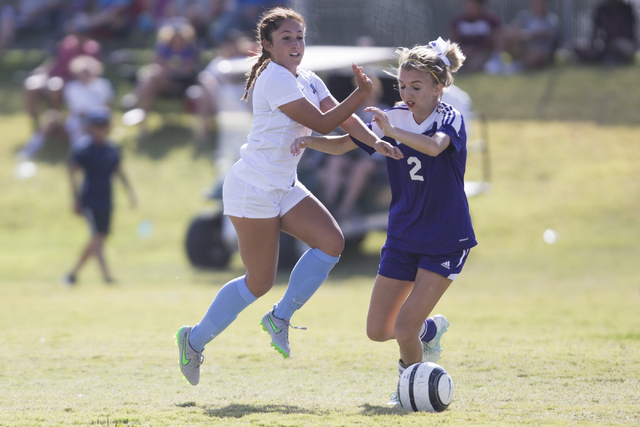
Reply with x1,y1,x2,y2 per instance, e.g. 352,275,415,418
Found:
241,7,306,101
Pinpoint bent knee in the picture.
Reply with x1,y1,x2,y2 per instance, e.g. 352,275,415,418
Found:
367,323,392,342
320,229,344,257
245,274,275,298
394,324,418,345
367,329,387,342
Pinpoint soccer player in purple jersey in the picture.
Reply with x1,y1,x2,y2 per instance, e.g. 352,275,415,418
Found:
291,37,476,406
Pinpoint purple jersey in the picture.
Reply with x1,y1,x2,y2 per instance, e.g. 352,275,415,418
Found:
353,102,477,255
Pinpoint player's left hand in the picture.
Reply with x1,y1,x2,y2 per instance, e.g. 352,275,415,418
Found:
291,136,311,156
373,139,403,160
352,63,373,95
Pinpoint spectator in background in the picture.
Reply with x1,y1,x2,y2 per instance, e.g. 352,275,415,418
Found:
19,55,114,159
196,30,256,143
209,0,290,47
0,0,66,54
449,0,502,74
316,75,388,220
574,0,637,65
22,23,102,134
153,0,219,46
502,0,560,73
65,107,137,286
126,19,201,138
0,1,17,57
66,0,138,40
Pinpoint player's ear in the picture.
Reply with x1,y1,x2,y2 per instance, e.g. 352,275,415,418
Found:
262,39,272,53
433,83,442,99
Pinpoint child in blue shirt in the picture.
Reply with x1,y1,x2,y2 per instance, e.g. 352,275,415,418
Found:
65,107,136,285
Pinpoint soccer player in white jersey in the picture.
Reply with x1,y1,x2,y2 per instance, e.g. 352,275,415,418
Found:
290,38,476,405
175,7,402,386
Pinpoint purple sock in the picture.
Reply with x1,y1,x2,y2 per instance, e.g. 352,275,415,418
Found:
419,318,436,342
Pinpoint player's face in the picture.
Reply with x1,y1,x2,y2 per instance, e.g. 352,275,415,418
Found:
263,18,305,75
88,123,111,142
398,68,442,123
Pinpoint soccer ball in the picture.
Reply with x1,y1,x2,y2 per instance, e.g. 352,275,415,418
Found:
397,362,454,412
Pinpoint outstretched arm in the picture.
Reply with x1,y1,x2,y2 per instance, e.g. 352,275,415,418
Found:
318,96,403,160
290,134,357,156
279,63,372,135
366,106,450,157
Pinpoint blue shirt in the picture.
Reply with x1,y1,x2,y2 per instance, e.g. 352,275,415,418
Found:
353,102,477,255
71,136,121,210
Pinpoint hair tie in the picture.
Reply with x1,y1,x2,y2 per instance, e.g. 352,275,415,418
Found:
429,37,451,66
404,58,440,83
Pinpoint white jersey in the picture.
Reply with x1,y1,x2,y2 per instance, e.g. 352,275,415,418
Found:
63,78,114,145
232,61,331,191
64,78,114,117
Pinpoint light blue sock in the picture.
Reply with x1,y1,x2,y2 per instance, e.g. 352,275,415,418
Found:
189,276,257,351
274,248,340,321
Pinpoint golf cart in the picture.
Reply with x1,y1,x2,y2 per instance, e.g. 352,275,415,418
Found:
185,46,490,269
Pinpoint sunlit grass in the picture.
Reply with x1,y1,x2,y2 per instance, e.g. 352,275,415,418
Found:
1,63,640,425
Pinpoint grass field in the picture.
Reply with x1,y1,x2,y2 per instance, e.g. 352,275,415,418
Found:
1,56,640,426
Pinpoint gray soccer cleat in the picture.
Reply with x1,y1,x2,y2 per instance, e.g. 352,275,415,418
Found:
387,390,402,408
176,326,204,386
260,305,306,359
422,314,449,363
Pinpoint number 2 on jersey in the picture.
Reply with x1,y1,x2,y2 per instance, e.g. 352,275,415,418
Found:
407,156,424,181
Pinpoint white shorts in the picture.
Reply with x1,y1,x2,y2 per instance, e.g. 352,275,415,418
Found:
222,168,311,218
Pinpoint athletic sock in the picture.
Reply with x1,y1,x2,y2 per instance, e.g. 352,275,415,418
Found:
419,317,437,343
274,248,340,320
189,276,257,351
398,359,410,377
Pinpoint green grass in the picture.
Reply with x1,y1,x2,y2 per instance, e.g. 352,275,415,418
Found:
1,61,640,426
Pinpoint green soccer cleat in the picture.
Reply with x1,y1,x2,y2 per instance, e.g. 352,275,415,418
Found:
422,314,449,363
259,305,306,359
175,326,204,386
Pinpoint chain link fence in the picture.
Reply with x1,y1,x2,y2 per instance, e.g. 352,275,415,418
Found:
291,0,640,48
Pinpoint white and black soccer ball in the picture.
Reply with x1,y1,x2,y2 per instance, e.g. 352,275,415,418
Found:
397,362,454,412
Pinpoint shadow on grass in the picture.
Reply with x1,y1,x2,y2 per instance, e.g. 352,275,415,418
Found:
135,123,192,160
31,136,71,165
203,403,316,418
359,403,409,416
135,120,218,161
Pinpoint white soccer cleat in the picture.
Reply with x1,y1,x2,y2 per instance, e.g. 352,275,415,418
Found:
176,326,204,386
422,314,449,363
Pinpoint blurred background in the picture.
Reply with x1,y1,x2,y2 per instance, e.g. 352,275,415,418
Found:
1,0,639,282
